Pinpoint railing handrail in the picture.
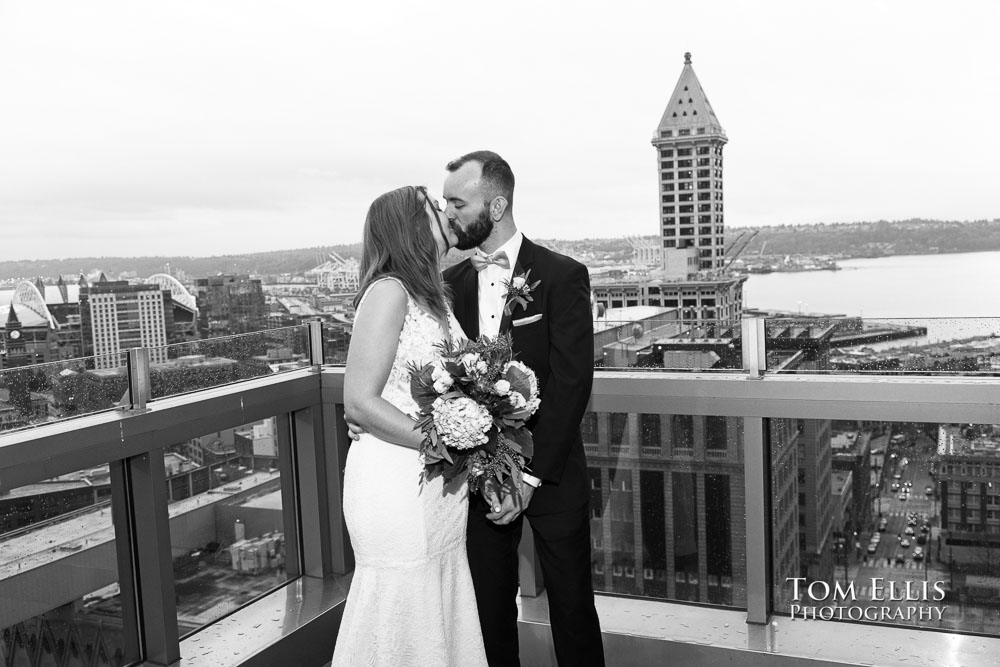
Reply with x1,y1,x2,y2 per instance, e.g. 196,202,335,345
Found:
5,365,998,486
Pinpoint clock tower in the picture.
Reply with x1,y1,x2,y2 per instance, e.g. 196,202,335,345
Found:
2,304,27,369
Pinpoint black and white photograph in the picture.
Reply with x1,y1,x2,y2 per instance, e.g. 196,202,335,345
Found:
1,2,999,666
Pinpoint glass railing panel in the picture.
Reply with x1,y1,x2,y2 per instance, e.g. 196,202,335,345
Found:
166,417,289,637
321,321,352,366
770,418,1000,635
764,317,1000,375
0,463,133,666
150,326,310,401
584,410,746,607
595,319,745,371
0,353,127,434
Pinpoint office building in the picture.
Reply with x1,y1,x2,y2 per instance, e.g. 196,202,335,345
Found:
195,274,267,337
80,278,170,370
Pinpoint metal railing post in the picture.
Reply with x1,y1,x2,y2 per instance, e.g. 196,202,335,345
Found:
742,316,771,625
125,448,180,665
127,347,151,410
741,316,767,379
308,320,325,367
744,416,772,625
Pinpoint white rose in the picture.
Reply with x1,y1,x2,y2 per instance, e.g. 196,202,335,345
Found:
461,353,480,369
431,365,453,388
475,360,488,374
493,379,511,395
511,276,526,289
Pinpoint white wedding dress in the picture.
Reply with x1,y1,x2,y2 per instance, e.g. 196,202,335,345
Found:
332,277,487,666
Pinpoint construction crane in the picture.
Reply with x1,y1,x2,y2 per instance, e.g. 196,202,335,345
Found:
722,229,760,271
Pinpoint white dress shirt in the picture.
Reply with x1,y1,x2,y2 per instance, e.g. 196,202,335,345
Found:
476,231,541,488
477,231,523,338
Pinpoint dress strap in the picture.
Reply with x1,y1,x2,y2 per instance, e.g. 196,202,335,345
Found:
356,276,412,312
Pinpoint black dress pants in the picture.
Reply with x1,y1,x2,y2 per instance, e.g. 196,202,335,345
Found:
467,493,605,666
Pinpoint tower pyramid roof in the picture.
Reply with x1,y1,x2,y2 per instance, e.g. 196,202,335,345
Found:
6,303,19,325
655,52,726,138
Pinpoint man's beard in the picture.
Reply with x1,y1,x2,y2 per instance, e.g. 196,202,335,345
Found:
451,207,493,251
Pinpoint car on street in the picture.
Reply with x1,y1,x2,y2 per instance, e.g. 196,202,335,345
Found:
898,494,907,501
900,538,911,548
913,547,924,561
867,542,878,554
920,524,930,533
904,527,915,536
890,482,900,492
878,518,888,531
916,534,927,545
925,486,934,496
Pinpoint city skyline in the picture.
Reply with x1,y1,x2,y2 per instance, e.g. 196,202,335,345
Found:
2,1,1000,261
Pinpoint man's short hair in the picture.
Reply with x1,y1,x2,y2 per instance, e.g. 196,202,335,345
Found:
446,150,515,207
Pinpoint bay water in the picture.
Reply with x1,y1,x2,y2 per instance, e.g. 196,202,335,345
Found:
742,250,1000,344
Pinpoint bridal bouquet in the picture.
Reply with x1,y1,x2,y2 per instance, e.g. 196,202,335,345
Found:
409,333,539,496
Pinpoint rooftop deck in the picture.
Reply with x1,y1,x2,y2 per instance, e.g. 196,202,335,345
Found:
2,319,1000,666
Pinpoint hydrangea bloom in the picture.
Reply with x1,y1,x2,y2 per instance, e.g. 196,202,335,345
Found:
431,396,492,450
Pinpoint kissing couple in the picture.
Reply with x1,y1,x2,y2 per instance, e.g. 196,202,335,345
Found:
332,150,605,666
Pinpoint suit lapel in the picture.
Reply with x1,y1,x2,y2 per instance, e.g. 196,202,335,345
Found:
500,237,537,335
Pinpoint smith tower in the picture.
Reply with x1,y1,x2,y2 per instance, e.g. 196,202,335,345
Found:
652,52,727,273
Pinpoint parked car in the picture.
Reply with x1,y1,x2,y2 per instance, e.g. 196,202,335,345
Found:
900,538,911,548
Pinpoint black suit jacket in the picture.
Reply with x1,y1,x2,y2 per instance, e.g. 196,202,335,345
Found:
443,236,594,515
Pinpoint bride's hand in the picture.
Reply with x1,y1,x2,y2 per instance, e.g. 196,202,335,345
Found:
483,478,503,514
486,479,535,526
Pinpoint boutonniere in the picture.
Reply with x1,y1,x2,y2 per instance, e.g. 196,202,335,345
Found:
502,269,541,316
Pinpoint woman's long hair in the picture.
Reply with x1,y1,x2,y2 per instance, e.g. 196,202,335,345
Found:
353,186,450,322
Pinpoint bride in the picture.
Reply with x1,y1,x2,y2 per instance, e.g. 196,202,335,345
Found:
331,186,488,666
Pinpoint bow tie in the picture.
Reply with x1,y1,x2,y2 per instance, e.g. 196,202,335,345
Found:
470,250,511,272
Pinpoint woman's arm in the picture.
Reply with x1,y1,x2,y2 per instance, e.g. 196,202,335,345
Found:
344,279,424,450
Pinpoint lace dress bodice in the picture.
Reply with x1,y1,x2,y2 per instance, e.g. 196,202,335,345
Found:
356,277,465,417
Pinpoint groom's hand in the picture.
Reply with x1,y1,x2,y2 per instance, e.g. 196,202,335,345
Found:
487,480,535,526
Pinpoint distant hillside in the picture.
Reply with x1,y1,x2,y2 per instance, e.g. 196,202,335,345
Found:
2,218,998,281
0,245,363,282
728,218,1000,259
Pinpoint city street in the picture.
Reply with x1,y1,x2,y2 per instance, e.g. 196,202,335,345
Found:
838,430,1000,634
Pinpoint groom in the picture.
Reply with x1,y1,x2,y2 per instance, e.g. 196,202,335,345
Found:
442,150,604,666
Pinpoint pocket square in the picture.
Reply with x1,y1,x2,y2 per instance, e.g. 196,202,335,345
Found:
512,314,543,327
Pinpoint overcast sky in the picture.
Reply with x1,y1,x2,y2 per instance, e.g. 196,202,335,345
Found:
1,1,998,261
